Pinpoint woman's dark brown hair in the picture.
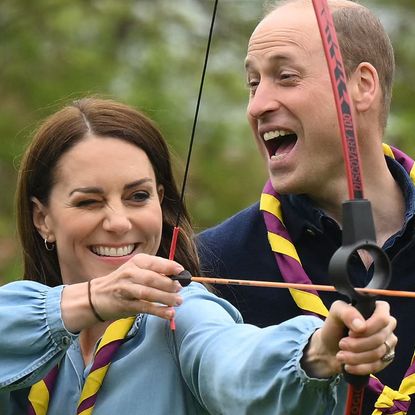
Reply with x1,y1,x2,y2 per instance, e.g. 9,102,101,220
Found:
16,97,199,286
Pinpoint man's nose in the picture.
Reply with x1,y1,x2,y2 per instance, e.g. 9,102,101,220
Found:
247,81,281,120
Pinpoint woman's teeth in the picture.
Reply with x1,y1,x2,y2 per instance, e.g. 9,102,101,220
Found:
91,244,135,257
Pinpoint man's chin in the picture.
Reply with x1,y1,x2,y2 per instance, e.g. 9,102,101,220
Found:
268,175,299,196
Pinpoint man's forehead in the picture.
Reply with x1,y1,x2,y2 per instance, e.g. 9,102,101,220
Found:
258,0,360,29
247,5,319,53
252,3,317,37
268,0,357,11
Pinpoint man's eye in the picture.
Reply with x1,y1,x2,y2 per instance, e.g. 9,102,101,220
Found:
247,79,259,89
280,73,299,83
246,79,259,96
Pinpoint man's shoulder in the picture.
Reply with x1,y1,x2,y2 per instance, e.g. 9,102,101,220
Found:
198,203,262,241
196,202,273,278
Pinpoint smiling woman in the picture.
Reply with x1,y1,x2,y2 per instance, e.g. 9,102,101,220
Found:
0,97,396,415
16,98,199,289
31,136,165,285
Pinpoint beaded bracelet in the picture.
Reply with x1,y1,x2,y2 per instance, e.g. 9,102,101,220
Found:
88,279,106,322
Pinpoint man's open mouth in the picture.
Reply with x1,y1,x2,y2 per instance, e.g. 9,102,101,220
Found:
263,130,297,158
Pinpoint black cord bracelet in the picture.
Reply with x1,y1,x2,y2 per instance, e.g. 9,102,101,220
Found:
88,279,106,322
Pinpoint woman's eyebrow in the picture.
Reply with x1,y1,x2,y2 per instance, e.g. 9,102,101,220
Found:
69,178,154,196
124,178,153,191
69,186,103,196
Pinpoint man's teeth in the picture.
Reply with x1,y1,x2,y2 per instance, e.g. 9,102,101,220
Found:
92,244,135,257
263,130,290,141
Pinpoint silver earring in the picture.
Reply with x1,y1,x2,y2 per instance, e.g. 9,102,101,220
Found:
44,238,55,251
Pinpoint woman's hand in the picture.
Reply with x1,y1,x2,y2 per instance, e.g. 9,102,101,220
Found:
301,300,397,379
61,254,184,332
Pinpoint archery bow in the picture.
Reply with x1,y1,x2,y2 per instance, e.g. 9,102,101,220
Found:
313,1,391,414
172,1,394,414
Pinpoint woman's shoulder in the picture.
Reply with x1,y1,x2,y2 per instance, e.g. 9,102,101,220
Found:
177,282,243,324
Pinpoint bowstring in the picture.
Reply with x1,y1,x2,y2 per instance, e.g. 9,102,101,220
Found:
168,0,219,262
168,2,219,411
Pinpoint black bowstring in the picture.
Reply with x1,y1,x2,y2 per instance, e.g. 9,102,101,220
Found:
174,0,219,228
171,1,218,411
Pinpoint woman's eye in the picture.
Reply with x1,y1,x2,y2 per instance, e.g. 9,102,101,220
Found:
130,191,150,202
76,199,99,207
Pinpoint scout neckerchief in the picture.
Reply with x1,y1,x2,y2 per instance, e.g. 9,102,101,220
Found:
27,316,137,415
260,143,415,415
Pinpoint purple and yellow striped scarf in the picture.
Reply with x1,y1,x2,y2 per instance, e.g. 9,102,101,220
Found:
260,144,415,415
27,316,136,415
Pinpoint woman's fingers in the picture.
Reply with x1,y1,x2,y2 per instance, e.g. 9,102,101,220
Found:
118,266,182,294
135,301,177,320
340,343,396,375
91,254,186,321
316,300,397,376
345,301,396,338
318,301,365,355
129,253,184,277
334,301,397,375
337,329,397,375
118,276,183,307
339,321,397,354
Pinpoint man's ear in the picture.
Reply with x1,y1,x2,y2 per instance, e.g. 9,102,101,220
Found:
350,62,379,113
32,197,55,242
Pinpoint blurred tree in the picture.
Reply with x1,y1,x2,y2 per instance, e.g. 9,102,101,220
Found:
0,0,414,283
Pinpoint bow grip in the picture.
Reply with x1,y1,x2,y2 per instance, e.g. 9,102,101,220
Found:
329,200,391,387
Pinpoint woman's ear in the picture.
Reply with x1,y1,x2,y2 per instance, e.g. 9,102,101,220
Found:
157,185,164,204
350,62,379,113
32,197,55,242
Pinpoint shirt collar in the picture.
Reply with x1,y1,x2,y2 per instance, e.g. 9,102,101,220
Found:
383,156,415,247
387,156,415,220
280,156,415,243
280,193,328,242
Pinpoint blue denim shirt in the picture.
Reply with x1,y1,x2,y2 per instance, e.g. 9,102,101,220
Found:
0,281,346,415
197,157,415,415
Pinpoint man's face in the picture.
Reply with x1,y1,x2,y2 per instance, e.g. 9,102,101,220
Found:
245,3,347,197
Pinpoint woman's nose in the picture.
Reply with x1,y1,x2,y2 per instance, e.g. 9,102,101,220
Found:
102,205,132,234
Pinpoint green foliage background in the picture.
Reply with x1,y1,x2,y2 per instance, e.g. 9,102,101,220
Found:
1,0,414,284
